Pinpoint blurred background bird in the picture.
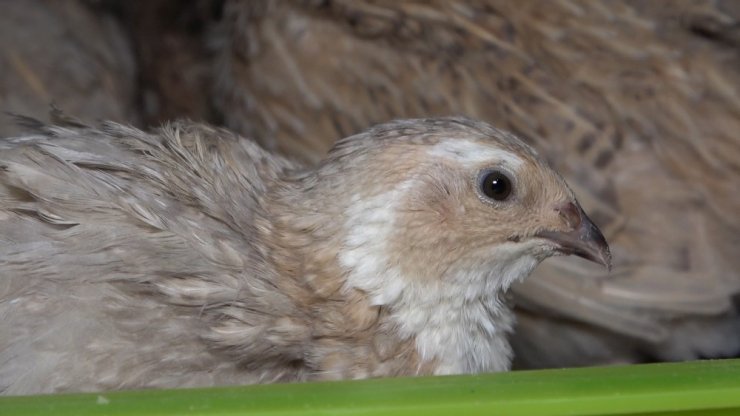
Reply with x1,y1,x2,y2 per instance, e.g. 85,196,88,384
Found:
0,117,609,394
0,1,138,138
0,0,738,373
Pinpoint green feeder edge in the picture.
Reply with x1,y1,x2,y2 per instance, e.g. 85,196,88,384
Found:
2,359,739,416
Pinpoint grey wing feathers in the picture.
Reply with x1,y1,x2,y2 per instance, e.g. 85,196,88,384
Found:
0,121,299,394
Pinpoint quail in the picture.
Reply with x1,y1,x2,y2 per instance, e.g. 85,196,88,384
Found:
0,117,609,395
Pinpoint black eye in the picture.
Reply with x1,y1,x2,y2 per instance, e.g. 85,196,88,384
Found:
479,171,513,201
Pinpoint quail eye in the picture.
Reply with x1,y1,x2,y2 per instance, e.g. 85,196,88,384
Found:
479,170,513,201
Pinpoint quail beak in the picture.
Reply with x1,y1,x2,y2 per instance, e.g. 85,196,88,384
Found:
536,202,612,270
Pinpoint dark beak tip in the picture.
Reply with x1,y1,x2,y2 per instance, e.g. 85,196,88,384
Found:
586,226,612,271
572,241,611,271
592,226,612,272
538,203,613,271
576,224,612,271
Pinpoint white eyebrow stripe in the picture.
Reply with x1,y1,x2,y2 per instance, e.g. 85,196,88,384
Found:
427,140,524,169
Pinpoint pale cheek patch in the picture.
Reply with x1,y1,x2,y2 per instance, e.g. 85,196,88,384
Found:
428,140,524,170
338,180,415,305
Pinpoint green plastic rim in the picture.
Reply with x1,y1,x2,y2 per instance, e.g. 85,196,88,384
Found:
2,359,739,415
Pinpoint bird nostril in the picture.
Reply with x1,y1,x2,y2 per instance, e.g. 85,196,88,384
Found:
557,202,582,229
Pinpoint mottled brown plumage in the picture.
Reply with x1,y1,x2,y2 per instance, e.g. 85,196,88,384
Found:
0,117,607,394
